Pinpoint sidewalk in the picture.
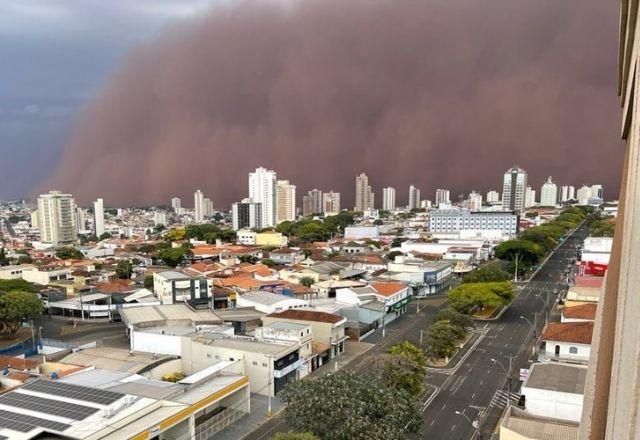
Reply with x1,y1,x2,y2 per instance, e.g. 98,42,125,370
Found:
215,394,285,440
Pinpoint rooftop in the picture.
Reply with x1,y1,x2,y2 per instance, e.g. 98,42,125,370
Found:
563,303,597,320
523,363,587,395
542,322,594,344
501,407,579,440
266,308,345,324
239,290,301,306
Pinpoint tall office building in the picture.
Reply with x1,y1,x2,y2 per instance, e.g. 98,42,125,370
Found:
171,197,182,212
468,191,483,211
486,190,500,204
382,187,396,211
203,198,214,217
76,208,87,232
568,185,576,200
302,189,323,217
355,173,374,211
93,198,105,237
194,190,205,223
249,167,277,228
540,177,558,207
276,180,296,223
579,8,640,438
232,199,262,230
322,191,341,215
524,186,536,208
502,166,527,212
408,185,421,210
37,191,78,246
435,188,451,207
560,185,570,202
154,211,167,226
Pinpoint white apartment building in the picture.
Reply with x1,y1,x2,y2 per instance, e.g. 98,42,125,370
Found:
408,185,421,210
154,211,167,226
276,180,296,223
540,177,558,207
322,191,340,215
486,190,500,204
435,188,451,207
302,189,323,217
236,229,257,245
37,190,78,246
203,198,214,216
194,190,205,223
502,166,527,212
561,185,576,202
382,187,396,211
93,198,105,237
171,197,182,212
249,167,277,227
355,173,374,211
429,209,518,235
232,199,262,231
468,191,483,211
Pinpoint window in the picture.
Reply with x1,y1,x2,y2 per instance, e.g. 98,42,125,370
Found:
229,357,234,361
262,363,268,367
569,347,578,355
206,354,212,359
252,361,258,366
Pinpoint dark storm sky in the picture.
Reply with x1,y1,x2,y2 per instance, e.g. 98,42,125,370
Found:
3,0,625,208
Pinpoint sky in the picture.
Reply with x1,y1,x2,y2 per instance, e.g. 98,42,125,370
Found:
1,0,625,208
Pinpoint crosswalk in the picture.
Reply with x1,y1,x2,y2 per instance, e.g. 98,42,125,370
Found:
489,390,521,409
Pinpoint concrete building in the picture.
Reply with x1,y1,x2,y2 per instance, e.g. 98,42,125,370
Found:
468,191,483,211
408,185,421,210
249,166,277,227
355,173,374,211
171,196,182,212
429,209,518,235
235,290,308,314
435,188,451,207
502,166,528,212
540,177,558,207
322,191,340,215
382,187,396,211
154,211,167,226
93,197,105,237
75,207,87,232
276,179,296,223
232,198,262,231
579,11,640,436
153,271,211,305
194,189,205,223
525,185,536,208
486,190,500,204
203,197,214,217
541,321,594,364
561,185,576,202
37,190,78,246
302,188,323,217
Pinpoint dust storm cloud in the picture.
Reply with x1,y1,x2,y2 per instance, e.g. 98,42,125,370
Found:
45,0,623,207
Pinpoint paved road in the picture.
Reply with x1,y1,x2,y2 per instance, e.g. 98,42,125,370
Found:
420,224,587,439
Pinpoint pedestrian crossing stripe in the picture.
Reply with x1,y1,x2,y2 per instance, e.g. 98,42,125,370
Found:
489,390,520,409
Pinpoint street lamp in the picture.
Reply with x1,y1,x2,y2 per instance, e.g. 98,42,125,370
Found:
454,410,481,439
491,357,512,392
520,314,538,356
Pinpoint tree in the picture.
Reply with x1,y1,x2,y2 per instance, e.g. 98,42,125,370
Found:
448,282,514,314
261,258,276,267
164,228,186,242
271,432,319,440
0,291,43,334
462,261,510,283
0,279,37,294
157,247,192,268
435,308,474,330
299,276,315,288
55,247,84,260
115,260,133,279
385,250,403,261
280,371,421,440
238,254,259,264
377,341,427,396
323,211,355,231
143,275,154,289
494,239,544,267
99,232,112,240
590,219,615,237
0,248,8,266
423,321,460,359
373,219,384,226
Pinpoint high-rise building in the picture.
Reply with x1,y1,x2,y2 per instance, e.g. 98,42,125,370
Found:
435,189,451,207
540,177,558,207
590,184,604,199
524,186,536,208
37,191,78,246
568,185,576,200
382,187,396,211
323,191,340,215
560,185,570,202
249,167,277,227
579,9,639,437
154,211,167,226
93,198,105,237
486,190,500,204
355,173,374,211
302,189,323,217
468,191,483,211
502,166,527,212
171,197,182,212
232,199,262,230
194,190,205,223
408,185,421,210
576,185,593,204
276,180,296,223
203,198,214,217
76,208,87,232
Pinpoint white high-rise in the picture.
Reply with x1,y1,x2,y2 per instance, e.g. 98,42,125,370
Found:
468,191,483,211
355,173,374,211
93,198,105,237
203,198,214,217
382,187,396,211
502,166,528,212
435,189,451,207
194,190,205,223
486,190,500,204
303,189,323,217
276,180,296,223
408,185,421,210
171,197,181,212
560,185,570,202
232,199,262,230
249,167,277,227
322,191,341,215
154,211,167,226
524,186,536,208
540,177,558,207
37,191,78,246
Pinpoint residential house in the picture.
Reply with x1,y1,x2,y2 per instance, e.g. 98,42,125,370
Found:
235,290,309,314
540,322,594,364
269,248,304,265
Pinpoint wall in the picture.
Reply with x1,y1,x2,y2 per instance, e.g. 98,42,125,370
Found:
522,386,584,422
132,331,183,356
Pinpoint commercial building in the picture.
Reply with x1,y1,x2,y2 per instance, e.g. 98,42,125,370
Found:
154,211,167,226
276,180,296,223
540,177,558,207
322,191,340,215
37,190,78,246
232,199,262,231
203,198,214,217
502,166,528,212
429,209,518,235
382,187,396,211
153,271,212,305
194,189,205,223
385,257,453,295
355,173,374,211
408,185,421,210
249,167,277,227
93,198,105,237
235,290,308,314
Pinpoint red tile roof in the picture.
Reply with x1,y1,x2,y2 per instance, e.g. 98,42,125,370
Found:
371,282,407,297
563,303,597,320
267,309,345,324
574,276,604,288
542,322,594,345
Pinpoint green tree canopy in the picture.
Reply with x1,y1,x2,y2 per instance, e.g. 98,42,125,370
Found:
238,254,259,264
448,282,514,314
377,341,427,396
115,260,133,279
462,261,510,283
423,321,461,359
164,228,186,242
99,232,112,240
55,247,84,260
271,432,319,440
280,371,421,440
299,276,315,288
0,279,37,294
157,247,192,268
589,219,615,237
435,308,475,330
261,258,276,267
143,275,154,289
494,239,544,267
0,291,43,334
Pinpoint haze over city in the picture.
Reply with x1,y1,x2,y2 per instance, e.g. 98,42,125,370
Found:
0,0,624,206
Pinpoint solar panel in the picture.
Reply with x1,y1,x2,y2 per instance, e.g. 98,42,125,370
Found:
0,393,98,421
0,409,69,433
22,380,123,405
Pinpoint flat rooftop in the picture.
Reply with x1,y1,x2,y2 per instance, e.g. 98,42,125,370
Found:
523,363,587,395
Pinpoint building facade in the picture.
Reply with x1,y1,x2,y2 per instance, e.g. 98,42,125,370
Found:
93,198,105,237
276,180,296,223
231,199,262,230
194,190,205,223
502,166,528,212
249,167,277,227
408,185,421,210
302,189,323,217
355,173,374,211
37,190,78,246
382,187,396,211
435,188,451,207
429,209,518,235
540,177,558,207
468,191,483,211
322,191,340,215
